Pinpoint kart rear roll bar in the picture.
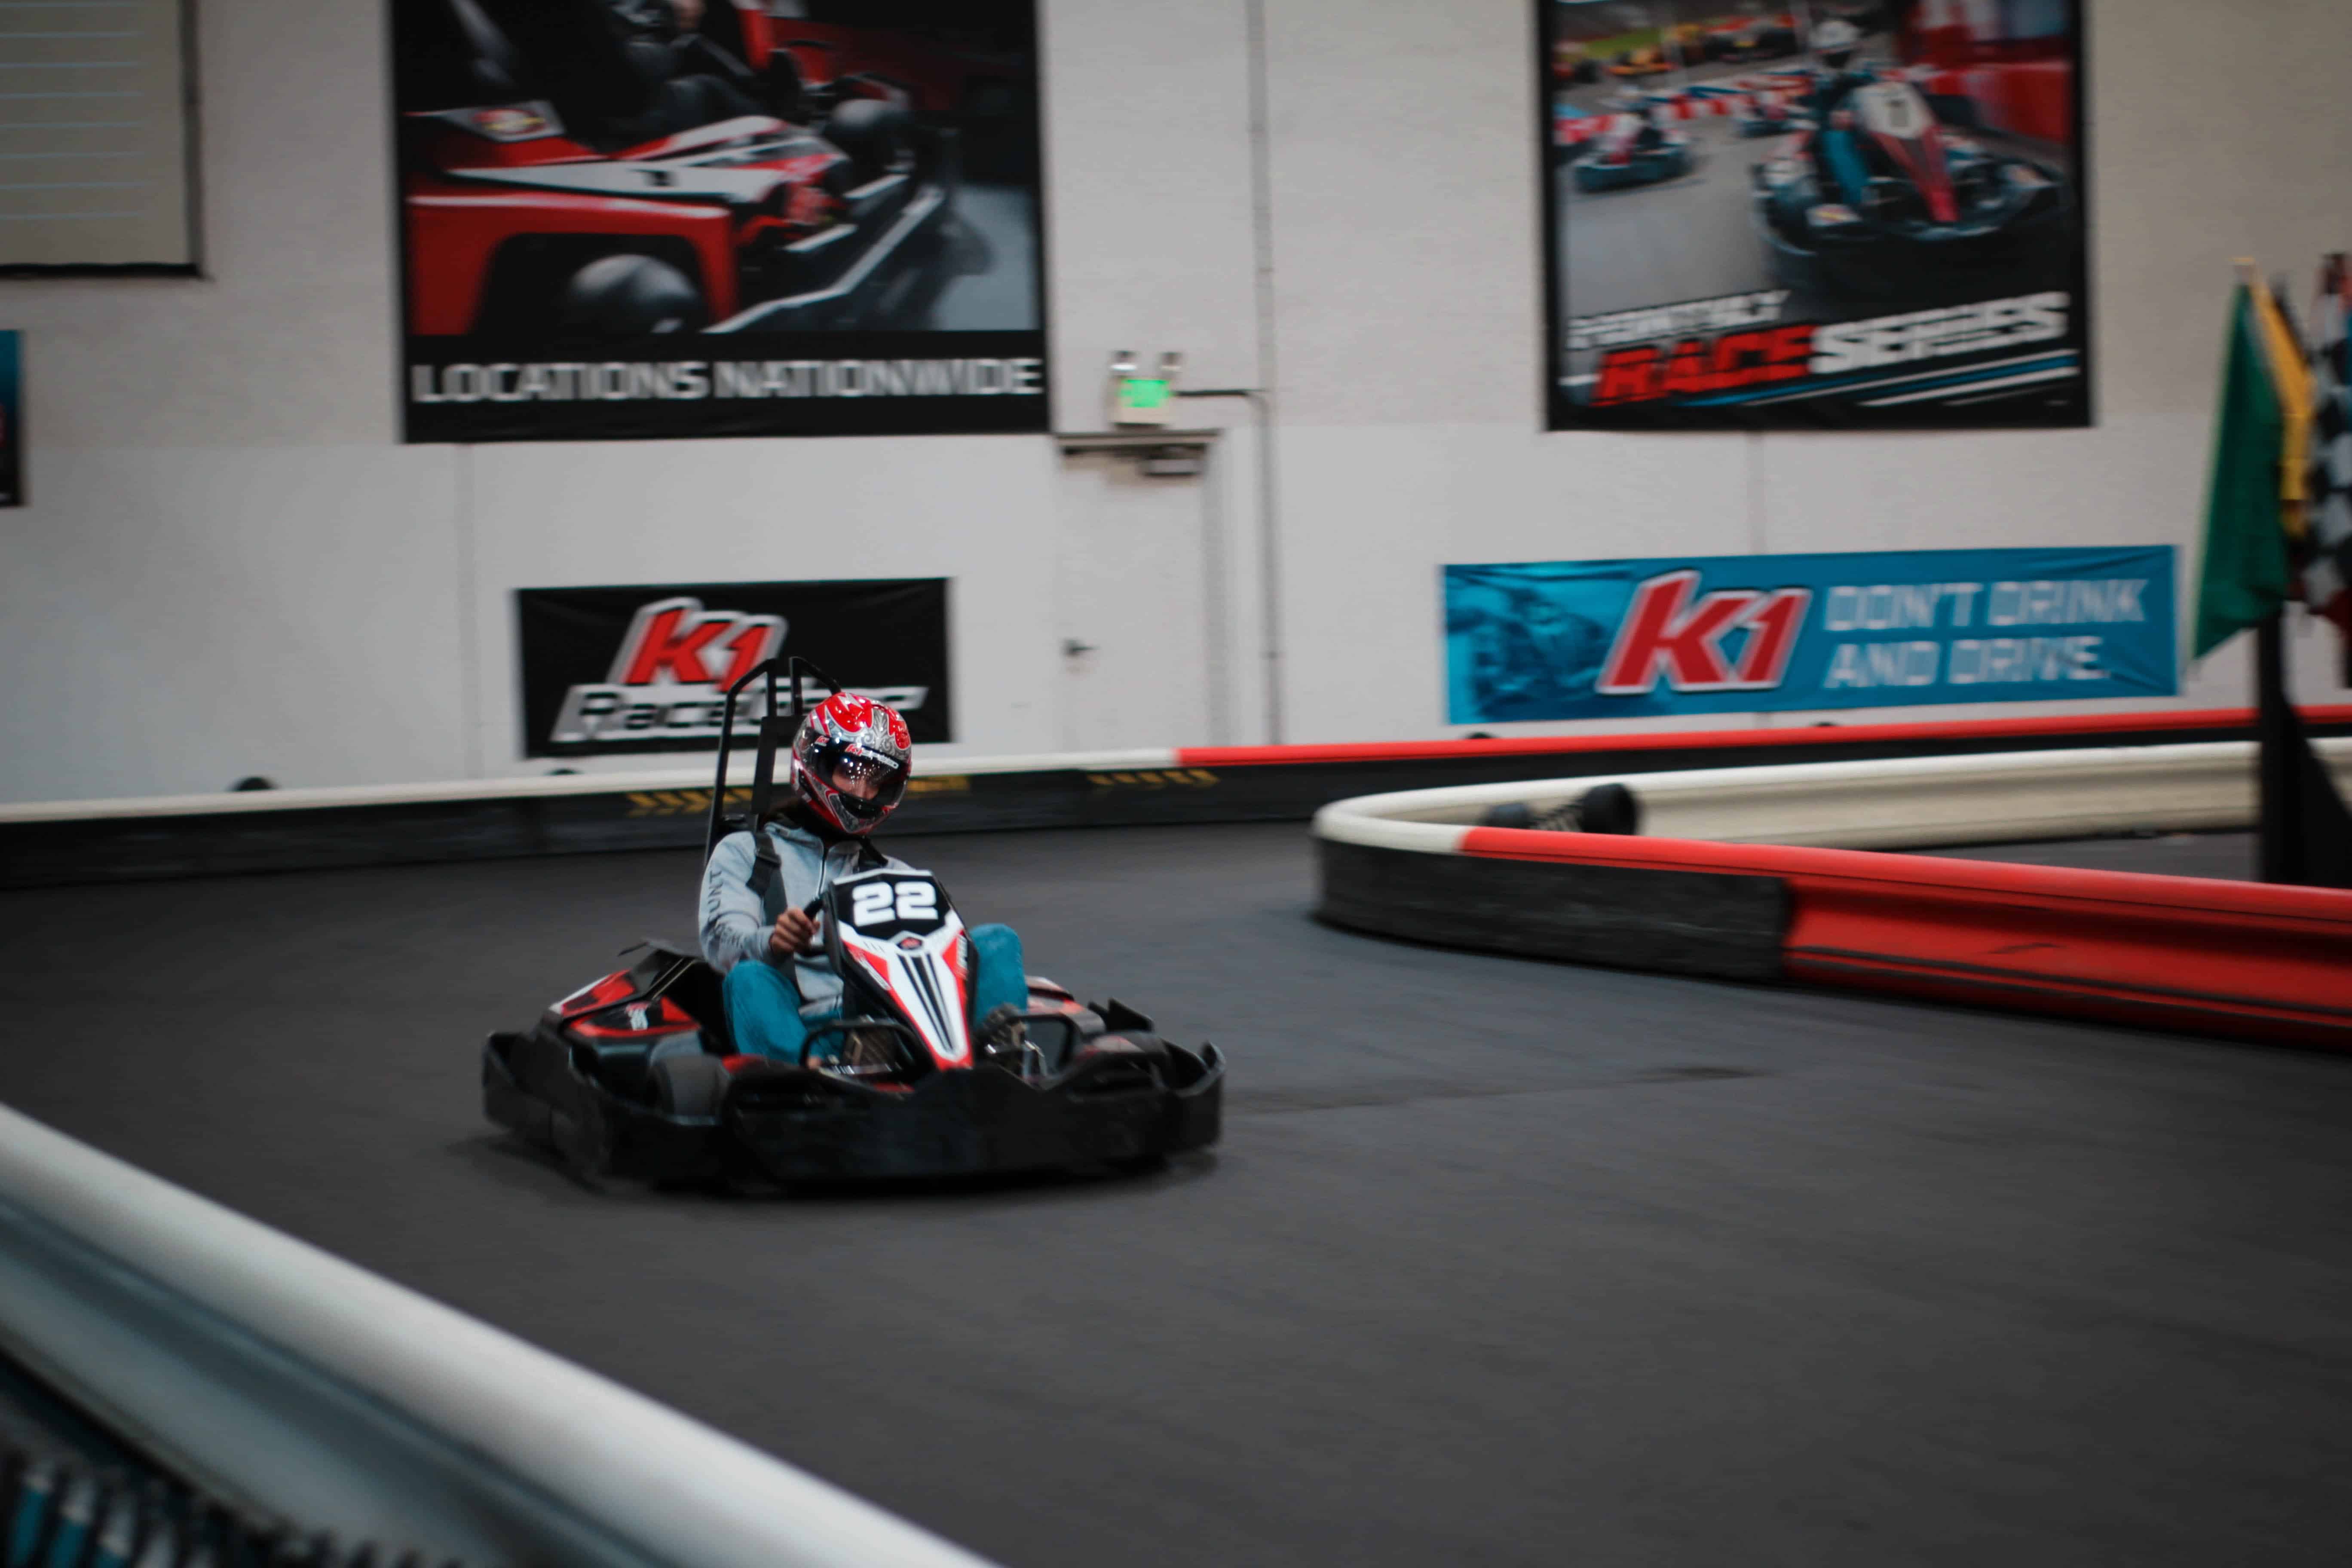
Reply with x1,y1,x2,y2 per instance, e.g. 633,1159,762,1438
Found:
0,1102,999,1568
705,654,852,880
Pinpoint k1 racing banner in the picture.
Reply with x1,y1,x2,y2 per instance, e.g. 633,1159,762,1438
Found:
517,577,949,756
1540,0,2089,429
392,0,1046,442
1445,547,2174,725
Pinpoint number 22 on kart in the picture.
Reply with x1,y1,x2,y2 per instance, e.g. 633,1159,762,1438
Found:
851,879,936,928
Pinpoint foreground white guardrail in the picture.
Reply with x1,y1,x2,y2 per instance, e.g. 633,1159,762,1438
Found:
1315,740,2352,852
0,1104,995,1568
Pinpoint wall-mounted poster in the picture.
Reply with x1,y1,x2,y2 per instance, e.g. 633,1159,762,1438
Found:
516,577,949,756
1444,547,2174,724
392,0,1046,443
1540,0,2089,430
0,332,20,507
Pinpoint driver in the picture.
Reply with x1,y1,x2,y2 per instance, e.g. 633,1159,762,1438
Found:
594,0,767,145
1604,92,1668,151
698,690,1030,1067
1803,18,1874,196
1806,16,1868,107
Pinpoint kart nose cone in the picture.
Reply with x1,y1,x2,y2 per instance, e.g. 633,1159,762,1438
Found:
723,1050,1193,1180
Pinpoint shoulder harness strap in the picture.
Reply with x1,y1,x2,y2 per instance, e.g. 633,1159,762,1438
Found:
749,819,782,901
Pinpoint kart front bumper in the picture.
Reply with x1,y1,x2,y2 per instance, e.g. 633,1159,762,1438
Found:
484,1030,1224,1185
1754,181,2071,295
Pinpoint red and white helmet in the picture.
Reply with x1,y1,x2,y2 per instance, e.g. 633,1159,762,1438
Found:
790,689,913,835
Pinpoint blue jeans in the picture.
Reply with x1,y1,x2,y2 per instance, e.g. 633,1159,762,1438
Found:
720,923,1028,1064
1820,128,1871,204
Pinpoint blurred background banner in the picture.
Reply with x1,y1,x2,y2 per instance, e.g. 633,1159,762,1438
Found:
1444,545,2174,724
1541,0,2090,430
392,0,1046,441
516,576,950,756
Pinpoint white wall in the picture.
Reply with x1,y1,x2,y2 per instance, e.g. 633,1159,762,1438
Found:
1261,0,2352,740
2,0,2347,801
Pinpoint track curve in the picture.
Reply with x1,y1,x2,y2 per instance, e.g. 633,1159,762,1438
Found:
3,824,2349,1566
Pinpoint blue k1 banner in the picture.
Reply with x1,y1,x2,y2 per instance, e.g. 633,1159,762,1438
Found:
1444,546,2176,725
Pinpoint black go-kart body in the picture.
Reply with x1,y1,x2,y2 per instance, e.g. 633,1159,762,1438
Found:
482,657,1223,1185
1749,77,2069,299
483,929,1225,1185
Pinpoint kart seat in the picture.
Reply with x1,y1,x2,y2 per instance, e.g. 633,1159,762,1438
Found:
634,942,733,1053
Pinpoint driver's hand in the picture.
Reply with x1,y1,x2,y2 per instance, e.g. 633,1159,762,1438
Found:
769,907,821,958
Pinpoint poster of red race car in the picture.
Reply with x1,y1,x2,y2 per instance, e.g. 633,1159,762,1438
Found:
1540,0,2090,431
392,0,1046,442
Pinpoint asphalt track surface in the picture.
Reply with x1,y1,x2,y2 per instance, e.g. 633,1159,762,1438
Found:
895,182,1040,332
1557,105,1781,325
5,824,2351,1565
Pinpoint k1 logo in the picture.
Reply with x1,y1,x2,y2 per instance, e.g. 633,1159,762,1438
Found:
1596,571,1812,694
609,597,784,689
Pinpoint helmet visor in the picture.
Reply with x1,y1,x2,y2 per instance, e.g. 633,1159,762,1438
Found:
811,740,908,819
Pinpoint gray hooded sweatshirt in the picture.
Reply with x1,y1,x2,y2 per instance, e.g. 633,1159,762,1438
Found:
699,817,910,1012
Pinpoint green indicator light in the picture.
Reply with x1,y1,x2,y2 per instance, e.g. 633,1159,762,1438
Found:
1119,377,1171,410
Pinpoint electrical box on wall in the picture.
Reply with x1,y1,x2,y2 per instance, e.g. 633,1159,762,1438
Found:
1109,350,1183,428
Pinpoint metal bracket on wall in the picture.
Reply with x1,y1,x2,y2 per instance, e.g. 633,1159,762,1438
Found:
1054,429,1220,454
1055,429,1217,478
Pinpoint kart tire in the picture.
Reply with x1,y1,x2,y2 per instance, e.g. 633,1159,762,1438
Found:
652,1052,730,1119
1574,781,1642,836
551,1095,614,1180
825,98,913,181
556,254,706,337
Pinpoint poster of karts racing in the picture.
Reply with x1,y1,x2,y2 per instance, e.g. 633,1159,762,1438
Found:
1541,0,2089,429
392,0,1047,442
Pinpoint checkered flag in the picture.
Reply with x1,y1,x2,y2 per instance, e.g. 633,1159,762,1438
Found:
2302,254,2352,683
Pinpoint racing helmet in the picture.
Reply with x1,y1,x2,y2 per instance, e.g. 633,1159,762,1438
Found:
1812,17,1860,66
790,689,912,836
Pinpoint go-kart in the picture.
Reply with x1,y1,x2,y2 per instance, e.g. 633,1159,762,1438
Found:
398,0,961,336
482,658,1223,1185
1607,46,1672,80
1704,16,1800,62
1731,85,1810,138
1573,113,1691,192
1551,41,1600,86
1748,77,2068,297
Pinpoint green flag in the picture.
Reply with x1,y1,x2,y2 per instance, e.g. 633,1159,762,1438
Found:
2193,283,2291,658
